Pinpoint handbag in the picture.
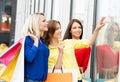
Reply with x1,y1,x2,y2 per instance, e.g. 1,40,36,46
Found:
45,67,72,82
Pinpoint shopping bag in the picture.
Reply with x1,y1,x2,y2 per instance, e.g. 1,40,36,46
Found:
0,51,19,82
0,38,23,66
83,78,91,82
0,38,24,82
0,63,6,75
11,38,25,82
45,67,72,82
82,73,91,82
96,78,117,82
83,79,89,82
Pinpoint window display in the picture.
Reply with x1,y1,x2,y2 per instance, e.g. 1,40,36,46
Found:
0,0,12,46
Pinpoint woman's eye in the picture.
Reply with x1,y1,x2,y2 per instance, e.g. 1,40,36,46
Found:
72,27,76,29
42,20,46,22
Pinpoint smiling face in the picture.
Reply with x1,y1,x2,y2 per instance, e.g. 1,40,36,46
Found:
70,22,82,40
63,19,83,40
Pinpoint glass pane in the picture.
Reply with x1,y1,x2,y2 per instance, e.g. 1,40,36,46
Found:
96,17,120,82
96,0,120,81
0,0,12,47
0,0,11,33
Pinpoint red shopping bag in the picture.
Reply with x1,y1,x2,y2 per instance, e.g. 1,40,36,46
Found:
0,38,23,66
75,47,91,72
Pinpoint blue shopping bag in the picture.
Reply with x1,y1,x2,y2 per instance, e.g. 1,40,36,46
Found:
83,78,91,82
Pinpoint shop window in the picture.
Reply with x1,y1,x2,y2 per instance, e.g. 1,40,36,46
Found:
0,0,12,46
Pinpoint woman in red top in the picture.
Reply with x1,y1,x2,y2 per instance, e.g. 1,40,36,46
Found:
63,17,105,73
96,22,120,79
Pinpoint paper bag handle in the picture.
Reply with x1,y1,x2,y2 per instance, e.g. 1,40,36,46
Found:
52,66,63,73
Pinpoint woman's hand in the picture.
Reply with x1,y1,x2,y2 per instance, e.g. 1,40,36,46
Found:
89,17,106,46
96,17,105,31
58,43,64,56
28,33,39,47
79,67,84,74
54,43,64,69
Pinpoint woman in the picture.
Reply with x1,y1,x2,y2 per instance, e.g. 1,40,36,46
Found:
44,20,64,69
96,22,120,79
44,17,104,82
63,17,105,73
63,19,91,73
23,13,49,82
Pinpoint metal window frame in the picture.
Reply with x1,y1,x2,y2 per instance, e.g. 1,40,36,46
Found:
90,0,98,82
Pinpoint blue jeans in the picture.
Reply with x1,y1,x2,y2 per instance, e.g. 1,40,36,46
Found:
24,78,44,82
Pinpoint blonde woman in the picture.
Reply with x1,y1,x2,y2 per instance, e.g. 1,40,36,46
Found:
23,13,49,82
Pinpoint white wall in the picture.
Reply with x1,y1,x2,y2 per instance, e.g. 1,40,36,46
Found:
52,0,71,38
15,0,31,41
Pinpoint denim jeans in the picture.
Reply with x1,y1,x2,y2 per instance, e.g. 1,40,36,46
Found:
24,78,44,82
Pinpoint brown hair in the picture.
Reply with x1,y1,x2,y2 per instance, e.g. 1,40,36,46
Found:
63,19,83,40
44,20,61,45
33,13,44,16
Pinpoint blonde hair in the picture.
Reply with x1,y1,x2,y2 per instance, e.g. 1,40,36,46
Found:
23,13,44,38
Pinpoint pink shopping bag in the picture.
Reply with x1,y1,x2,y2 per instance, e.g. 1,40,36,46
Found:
0,38,23,66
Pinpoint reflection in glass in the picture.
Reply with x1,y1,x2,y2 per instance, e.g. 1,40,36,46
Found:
96,18,120,82
1,13,11,32
0,0,12,46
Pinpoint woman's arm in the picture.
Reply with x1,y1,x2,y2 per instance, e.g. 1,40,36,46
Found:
24,34,39,63
89,17,105,46
24,36,38,63
54,43,64,69
28,33,39,47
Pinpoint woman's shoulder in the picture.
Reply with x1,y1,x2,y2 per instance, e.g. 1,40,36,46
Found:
63,39,74,44
63,39,87,42
25,36,34,43
63,39,89,48
113,41,120,50
25,36,32,40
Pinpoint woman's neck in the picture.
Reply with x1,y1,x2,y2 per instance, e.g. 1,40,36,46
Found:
50,38,59,47
72,37,80,40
